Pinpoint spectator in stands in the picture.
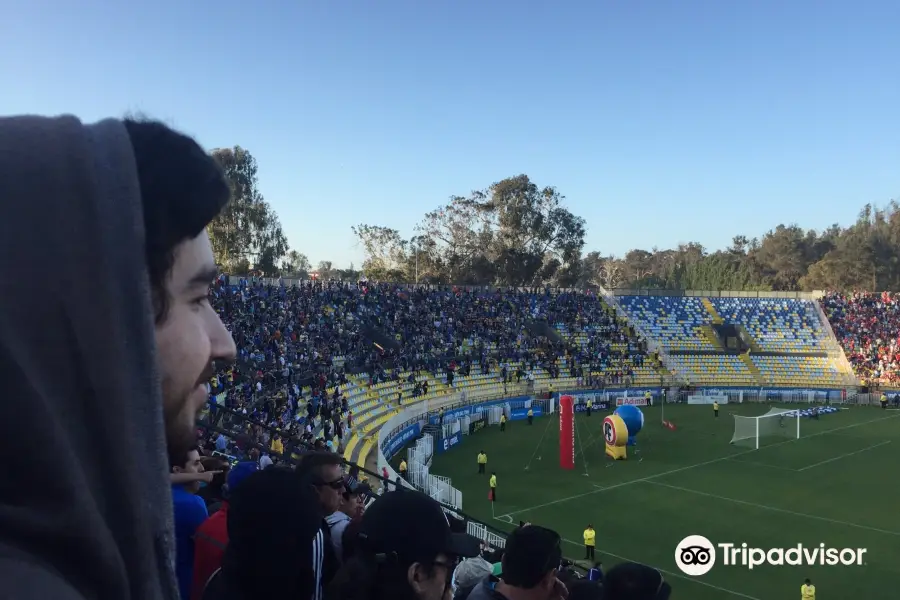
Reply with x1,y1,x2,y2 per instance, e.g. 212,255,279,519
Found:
171,448,210,600
201,467,324,600
602,563,670,600
467,525,567,600
191,461,259,600
0,117,236,599
452,556,494,600
823,291,900,384
197,456,230,513
297,452,346,593
326,477,371,561
328,489,481,600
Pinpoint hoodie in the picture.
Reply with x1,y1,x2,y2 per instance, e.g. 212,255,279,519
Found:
0,116,178,600
324,511,352,560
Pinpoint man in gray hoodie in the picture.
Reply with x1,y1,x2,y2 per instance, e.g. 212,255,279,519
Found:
0,116,236,600
324,478,370,561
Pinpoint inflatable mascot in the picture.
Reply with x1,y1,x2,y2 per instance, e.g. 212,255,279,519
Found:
604,404,644,460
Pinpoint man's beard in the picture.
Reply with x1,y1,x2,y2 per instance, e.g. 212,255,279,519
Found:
164,395,200,466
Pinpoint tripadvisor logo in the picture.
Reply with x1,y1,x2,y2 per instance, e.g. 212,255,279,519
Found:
675,535,867,576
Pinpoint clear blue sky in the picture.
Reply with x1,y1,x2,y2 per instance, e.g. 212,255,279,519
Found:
3,1,898,268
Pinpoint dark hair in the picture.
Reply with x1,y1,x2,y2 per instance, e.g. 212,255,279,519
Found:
566,579,602,600
123,119,229,324
223,468,322,599
341,520,362,563
327,555,436,600
501,526,562,589
170,445,200,470
296,451,343,483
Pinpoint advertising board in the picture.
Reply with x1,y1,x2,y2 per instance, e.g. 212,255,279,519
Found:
615,397,648,407
435,431,462,454
469,416,487,435
382,422,421,459
510,406,543,420
575,400,610,412
687,395,728,405
428,396,529,425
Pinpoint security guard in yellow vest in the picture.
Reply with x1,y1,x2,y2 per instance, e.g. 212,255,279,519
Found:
713,401,719,417
500,413,507,432
881,393,888,409
477,450,487,474
583,524,596,560
399,459,407,479
644,390,652,406
527,407,534,425
489,472,497,502
586,398,592,417
801,578,815,599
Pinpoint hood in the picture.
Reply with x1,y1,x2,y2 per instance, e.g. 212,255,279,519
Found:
325,511,352,528
0,116,176,599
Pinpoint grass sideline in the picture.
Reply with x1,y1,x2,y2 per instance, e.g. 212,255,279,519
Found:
429,403,900,600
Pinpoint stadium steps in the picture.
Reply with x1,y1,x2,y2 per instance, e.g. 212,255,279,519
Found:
343,433,360,462
701,297,724,324
739,352,764,386
696,325,723,350
735,324,763,353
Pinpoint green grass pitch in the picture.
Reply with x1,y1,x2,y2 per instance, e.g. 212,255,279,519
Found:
428,403,900,599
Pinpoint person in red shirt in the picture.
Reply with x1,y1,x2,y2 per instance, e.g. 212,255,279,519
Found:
190,461,258,600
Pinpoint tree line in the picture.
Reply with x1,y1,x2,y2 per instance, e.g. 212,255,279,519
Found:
207,147,900,291
206,146,359,281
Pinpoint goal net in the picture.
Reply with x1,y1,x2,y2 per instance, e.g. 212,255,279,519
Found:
730,408,800,449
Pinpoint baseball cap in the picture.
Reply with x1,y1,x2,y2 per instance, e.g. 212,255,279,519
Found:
344,476,371,498
227,461,259,493
359,489,481,562
602,562,670,600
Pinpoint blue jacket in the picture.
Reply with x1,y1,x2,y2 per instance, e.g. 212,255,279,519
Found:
172,486,208,600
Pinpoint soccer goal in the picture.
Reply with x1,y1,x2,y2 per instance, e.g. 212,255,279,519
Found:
730,408,800,449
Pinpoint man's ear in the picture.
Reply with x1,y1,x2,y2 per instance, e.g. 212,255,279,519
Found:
407,562,427,594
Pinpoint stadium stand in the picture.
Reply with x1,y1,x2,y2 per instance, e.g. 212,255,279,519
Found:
207,278,657,476
617,294,856,388
822,291,900,387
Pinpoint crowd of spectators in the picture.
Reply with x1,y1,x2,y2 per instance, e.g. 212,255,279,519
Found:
822,291,900,386
170,441,670,600
0,115,667,600
203,277,650,453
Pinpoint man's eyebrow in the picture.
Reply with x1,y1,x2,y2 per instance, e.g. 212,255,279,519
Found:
184,265,220,291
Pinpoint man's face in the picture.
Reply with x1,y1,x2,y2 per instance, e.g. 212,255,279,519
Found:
316,464,344,514
156,232,236,463
175,449,205,493
339,492,364,519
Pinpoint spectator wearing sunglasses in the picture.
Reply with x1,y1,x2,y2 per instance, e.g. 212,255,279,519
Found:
326,477,371,561
467,525,568,600
328,489,481,600
297,452,346,597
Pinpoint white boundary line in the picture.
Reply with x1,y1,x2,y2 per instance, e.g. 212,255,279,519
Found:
558,537,762,600
495,412,900,520
796,440,891,471
644,480,900,537
725,458,799,472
